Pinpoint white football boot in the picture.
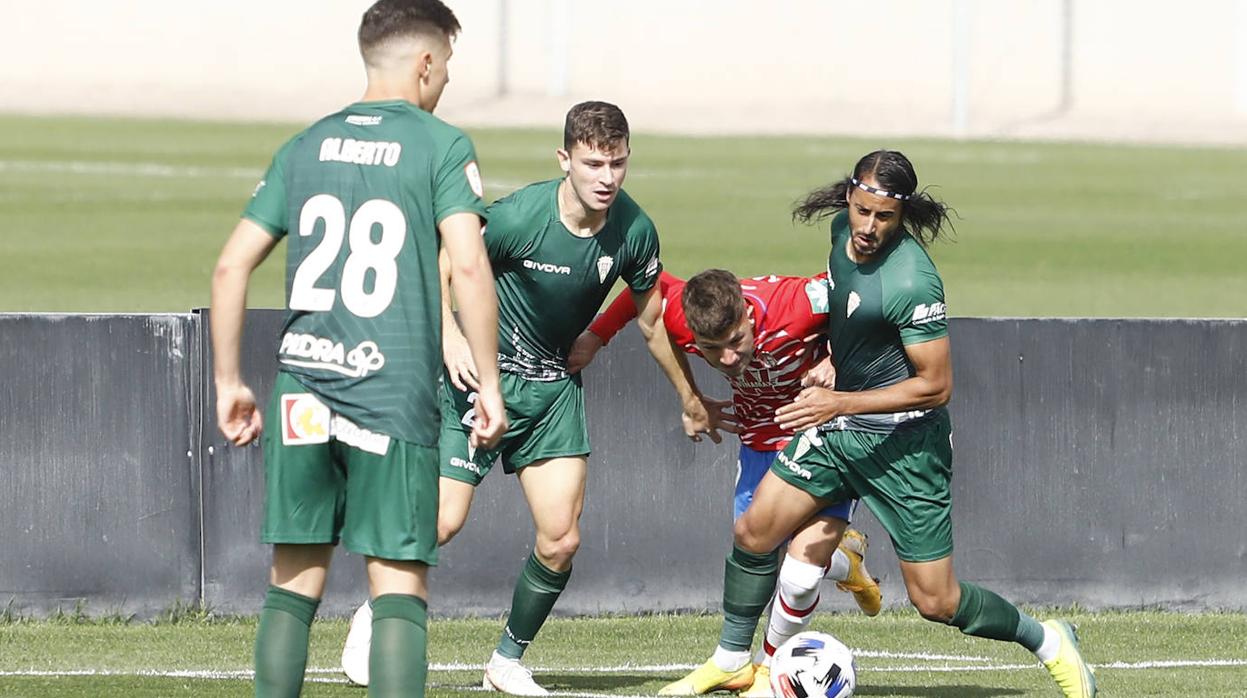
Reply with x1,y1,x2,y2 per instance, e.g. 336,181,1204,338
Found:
340,601,372,686
483,650,549,696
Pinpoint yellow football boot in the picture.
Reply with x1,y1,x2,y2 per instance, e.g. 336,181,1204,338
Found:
739,663,772,698
657,658,755,695
1041,620,1097,697
835,529,882,617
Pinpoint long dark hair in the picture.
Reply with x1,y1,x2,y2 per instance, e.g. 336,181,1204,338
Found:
792,150,954,246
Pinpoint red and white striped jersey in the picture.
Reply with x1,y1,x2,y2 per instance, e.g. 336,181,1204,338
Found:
591,271,830,451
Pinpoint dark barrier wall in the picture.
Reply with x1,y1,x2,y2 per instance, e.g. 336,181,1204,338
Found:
0,315,201,616
1,314,1245,616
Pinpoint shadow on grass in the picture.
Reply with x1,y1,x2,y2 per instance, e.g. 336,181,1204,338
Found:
537,673,659,692
535,674,1026,697
853,686,1025,697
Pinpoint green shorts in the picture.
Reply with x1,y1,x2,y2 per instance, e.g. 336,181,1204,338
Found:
440,371,590,486
261,371,439,564
771,412,954,563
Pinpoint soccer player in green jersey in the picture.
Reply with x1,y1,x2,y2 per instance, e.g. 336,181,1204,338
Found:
669,150,1096,698
340,101,709,695
210,2,506,696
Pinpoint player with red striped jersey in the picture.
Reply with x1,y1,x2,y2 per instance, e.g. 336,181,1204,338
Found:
569,269,882,697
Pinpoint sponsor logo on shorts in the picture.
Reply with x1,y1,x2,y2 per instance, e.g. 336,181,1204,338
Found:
281,393,330,446
911,302,947,325
449,456,482,475
279,332,386,378
776,452,812,480
331,415,390,456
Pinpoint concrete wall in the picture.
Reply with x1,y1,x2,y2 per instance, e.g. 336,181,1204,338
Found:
1,312,1244,617
3,1,1247,143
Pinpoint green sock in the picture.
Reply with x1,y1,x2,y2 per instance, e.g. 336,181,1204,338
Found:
949,582,1035,646
1013,609,1047,653
369,594,429,698
254,586,319,698
497,553,570,659
718,545,780,652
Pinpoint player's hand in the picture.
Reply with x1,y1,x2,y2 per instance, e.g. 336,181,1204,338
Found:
566,331,605,374
682,395,731,444
443,327,480,392
469,386,507,450
702,396,741,436
776,386,845,433
802,355,836,388
216,382,262,446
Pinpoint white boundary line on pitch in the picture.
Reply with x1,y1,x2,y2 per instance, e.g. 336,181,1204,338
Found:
0,159,522,194
3,657,1244,680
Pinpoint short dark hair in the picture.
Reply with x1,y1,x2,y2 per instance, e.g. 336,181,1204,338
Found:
563,101,630,152
358,0,461,64
683,270,744,340
791,149,954,246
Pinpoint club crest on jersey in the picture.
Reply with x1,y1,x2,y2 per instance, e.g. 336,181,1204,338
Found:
758,351,778,369
596,256,614,284
281,393,330,446
847,291,862,318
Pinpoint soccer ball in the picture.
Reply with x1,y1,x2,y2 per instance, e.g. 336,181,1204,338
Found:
769,631,856,698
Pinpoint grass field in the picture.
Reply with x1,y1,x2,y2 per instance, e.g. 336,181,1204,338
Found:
2,115,1245,317
3,611,1247,697
3,114,1246,696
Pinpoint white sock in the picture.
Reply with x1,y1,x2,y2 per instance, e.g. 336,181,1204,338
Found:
825,549,850,582
712,646,751,672
760,555,824,663
1034,624,1061,663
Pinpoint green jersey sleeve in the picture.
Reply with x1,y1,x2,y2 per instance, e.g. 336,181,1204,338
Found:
481,195,530,263
885,263,948,345
622,217,662,293
434,134,488,225
241,140,295,237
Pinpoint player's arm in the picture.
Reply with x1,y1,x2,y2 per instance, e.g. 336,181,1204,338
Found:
439,245,480,391
776,337,951,433
568,270,679,374
440,212,506,448
633,284,724,443
210,219,280,446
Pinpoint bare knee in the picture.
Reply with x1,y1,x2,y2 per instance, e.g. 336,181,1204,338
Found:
732,517,772,554
536,529,580,570
907,589,958,623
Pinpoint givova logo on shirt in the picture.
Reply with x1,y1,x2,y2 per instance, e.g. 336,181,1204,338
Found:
911,302,947,325
522,259,572,275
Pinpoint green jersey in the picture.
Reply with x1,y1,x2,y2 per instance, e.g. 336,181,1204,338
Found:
484,179,661,380
824,211,948,434
243,100,487,446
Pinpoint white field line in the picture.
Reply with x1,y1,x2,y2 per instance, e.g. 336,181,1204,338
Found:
0,159,519,193
0,159,262,179
2,657,1243,681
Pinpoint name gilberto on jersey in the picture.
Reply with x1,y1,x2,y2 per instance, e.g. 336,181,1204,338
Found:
319,137,401,167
